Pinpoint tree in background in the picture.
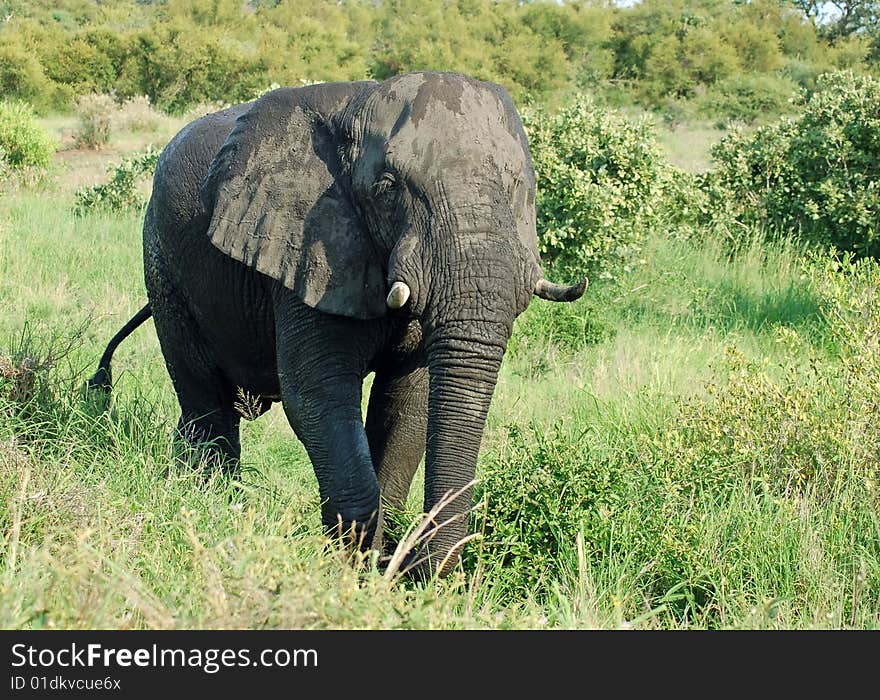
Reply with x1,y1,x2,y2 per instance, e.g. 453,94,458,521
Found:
0,0,873,113
792,1,878,40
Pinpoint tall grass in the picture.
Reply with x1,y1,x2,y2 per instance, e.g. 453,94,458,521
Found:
1,182,877,628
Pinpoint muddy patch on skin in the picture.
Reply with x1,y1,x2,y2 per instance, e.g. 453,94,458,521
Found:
409,73,466,126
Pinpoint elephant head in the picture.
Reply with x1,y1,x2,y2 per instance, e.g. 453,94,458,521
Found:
203,72,585,576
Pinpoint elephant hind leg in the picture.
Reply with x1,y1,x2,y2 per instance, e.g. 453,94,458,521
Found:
175,404,241,472
161,337,242,472
147,248,241,472
158,327,241,471
161,336,242,472
365,364,428,557
366,365,428,509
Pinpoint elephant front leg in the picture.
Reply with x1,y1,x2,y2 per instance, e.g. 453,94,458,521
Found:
275,310,380,551
281,378,380,549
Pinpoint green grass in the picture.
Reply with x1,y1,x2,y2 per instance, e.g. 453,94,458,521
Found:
1,122,878,629
653,120,727,174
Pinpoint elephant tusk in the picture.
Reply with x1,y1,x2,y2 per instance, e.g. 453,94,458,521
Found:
534,277,588,302
386,281,411,309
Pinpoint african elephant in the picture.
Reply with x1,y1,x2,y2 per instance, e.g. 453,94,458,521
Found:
89,71,586,578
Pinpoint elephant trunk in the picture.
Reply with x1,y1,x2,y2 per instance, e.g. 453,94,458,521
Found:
412,321,506,578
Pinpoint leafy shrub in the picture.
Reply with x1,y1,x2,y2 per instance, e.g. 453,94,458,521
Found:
366,0,573,102
473,251,880,616
702,72,880,255
0,1,867,120
781,58,830,92
40,39,116,95
676,252,880,494
115,28,268,114
721,19,783,73
0,101,56,170
698,73,797,125
0,45,55,108
472,422,634,598
73,94,115,149
524,96,695,277
74,147,160,216
676,347,844,492
679,26,742,87
829,34,871,70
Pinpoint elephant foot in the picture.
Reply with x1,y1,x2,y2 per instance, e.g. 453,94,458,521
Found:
323,507,380,557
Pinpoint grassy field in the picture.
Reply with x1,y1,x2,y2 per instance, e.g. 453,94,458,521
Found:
1,114,878,629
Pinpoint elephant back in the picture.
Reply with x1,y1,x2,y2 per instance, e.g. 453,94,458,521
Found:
147,103,253,255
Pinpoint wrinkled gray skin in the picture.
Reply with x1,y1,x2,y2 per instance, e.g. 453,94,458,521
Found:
96,72,585,578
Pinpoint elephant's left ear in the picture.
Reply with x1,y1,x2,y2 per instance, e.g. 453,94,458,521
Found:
202,87,387,319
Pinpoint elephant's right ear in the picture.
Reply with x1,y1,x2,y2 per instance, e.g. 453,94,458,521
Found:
202,88,387,319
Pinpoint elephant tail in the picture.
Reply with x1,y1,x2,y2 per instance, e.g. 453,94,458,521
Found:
86,304,152,395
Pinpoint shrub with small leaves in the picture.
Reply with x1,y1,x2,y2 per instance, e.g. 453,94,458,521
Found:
701,71,880,255
472,251,880,615
672,252,880,495
73,94,115,149
471,422,633,598
524,96,697,278
74,147,160,216
698,73,797,125
0,100,56,171
0,45,54,108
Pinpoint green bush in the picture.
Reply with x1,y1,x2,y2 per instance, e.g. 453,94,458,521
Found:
115,27,268,114
0,1,868,119
40,39,116,95
0,101,56,170
472,422,634,598
698,73,797,125
721,18,783,73
74,147,160,215
676,252,880,494
524,96,694,277
0,45,55,108
702,71,880,255
781,58,831,92
472,250,880,617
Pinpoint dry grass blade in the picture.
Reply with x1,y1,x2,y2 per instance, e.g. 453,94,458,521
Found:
3,459,29,582
383,480,477,582
233,387,265,421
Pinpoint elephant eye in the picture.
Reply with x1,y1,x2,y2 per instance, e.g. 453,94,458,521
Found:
373,170,398,195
